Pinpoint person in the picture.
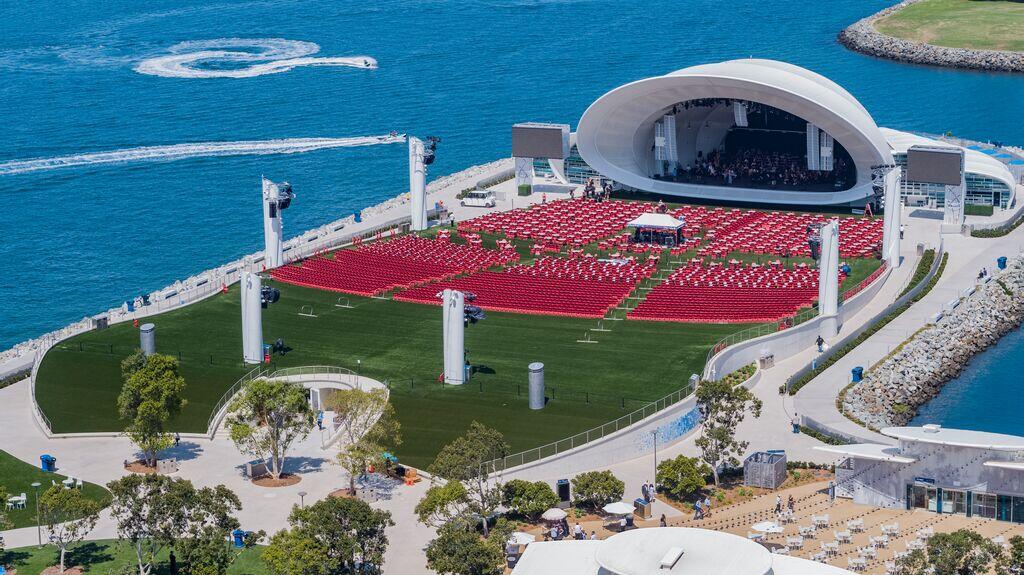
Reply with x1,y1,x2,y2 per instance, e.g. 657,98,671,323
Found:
641,482,650,502
569,188,575,200
899,224,905,239
791,413,800,434
316,410,324,431
788,494,795,513
169,550,178,575
542,192,547,204
816,335,825,353
775,495,782,514
574,523,584,540
660,514,667,527
550,525,558,540
703,495,712,517
693,499,704,520
828,481,836,504
590,530,598,540
174,432,181,447
619,516,628,531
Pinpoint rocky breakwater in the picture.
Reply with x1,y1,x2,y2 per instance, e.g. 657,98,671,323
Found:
839,0,1024,74
844,257,1024,429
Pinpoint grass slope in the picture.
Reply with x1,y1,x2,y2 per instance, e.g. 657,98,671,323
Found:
0,540,267,575
0,450,110,529
36,282,744,468
875,0,1024,52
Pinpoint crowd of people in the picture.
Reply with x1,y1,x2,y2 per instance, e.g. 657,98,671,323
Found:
655,148,851,192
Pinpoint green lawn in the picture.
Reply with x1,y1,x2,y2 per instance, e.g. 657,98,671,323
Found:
0,450,110,530
875,0,1024,52
0,540,268,575
36,282,744,468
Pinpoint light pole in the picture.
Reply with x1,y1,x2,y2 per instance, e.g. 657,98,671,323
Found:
356,359,361,386
651,429,659,495
31,481,42,547
298,491,307,508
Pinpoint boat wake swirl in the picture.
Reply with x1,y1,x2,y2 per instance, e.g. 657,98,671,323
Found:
0,135,405,176
135,38,377,78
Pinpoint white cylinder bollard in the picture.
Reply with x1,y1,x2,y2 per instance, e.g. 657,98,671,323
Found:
241,271,264,364
528,362,545,410
139,323,156,356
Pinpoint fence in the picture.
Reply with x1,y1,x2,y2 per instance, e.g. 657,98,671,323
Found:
485,381,697,473
205,365,270,437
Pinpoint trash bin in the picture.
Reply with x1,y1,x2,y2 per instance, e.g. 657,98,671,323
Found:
997,256,1007,270
40,454,56,472
556,479,570,503
232,529,246,548
851,366,864,383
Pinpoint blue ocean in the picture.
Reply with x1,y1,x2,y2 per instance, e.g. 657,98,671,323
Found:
1,1,1021,425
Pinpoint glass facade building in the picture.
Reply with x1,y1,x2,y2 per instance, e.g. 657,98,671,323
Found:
906,483,1024,522
894,153,1012,208
533,145,602,184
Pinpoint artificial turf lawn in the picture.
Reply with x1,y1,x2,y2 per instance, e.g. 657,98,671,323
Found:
0,449,110,530
0,539,268,575
875,0,1024,52
35,281,745,469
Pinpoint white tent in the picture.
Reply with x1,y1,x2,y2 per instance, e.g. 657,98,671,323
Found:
509,531,537,545
601,501,635,516
541,508,568,521
627,212,685,230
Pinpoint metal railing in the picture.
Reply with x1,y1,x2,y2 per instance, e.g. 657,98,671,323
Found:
485,381,697,473
204,365,270,437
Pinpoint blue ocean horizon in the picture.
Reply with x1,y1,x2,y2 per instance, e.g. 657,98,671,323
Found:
1,0,1021,427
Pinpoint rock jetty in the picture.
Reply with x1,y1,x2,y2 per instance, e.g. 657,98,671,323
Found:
839,0,1024,74
844,257,1024,429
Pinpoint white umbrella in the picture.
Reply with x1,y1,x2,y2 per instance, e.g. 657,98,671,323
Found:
508,531,536,545
541,508,567,521
751,521,784,534
602,501,634,516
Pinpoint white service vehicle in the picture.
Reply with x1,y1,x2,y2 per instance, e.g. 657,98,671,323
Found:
460,190,496,208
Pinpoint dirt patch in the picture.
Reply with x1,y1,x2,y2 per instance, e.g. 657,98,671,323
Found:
125,461,158,474
659,468,834,513
329,488,356,499
252,473,301,488
41,566,84,575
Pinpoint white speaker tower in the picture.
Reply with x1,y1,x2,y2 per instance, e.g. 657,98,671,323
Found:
241,271,264,364
442,289,466,385
409,137,428,231
817,219,841,338
262,178,295,269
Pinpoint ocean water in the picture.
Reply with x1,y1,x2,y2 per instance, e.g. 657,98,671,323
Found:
910,326,1024,435
1,0,1022,424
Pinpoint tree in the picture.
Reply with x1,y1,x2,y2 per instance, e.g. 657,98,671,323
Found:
107,474,246,575
427,422,509,537
38,485,102,572
656,455,709,501
227,377,313,480
262,496,393,575
425,524,504,575
899,529,1001,575
0,486,11,546
118,351,187,467
998,535,1024,575
327,388,402,494
415,481,472,529
694,379,762,486
502,480,559,519
571,470,624,509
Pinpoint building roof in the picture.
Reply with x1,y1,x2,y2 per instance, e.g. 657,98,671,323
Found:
575,58,893,206
813,443,917,463
512,540,602,575
594,527,772,575
511,528,856,575
882,426,1024,451
983,460,1024,471
627,213,685,229
880,128,1017,202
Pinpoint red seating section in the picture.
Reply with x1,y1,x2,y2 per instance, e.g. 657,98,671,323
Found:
459,199,652,248
627,261,846,323
669,206,882,259
270,235,519,296
394,256,656,318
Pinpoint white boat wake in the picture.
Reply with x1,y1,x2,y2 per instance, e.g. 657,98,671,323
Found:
135,38,376,78
0,134,405,176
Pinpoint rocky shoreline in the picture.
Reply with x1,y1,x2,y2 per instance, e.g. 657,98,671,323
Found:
838,0,1024,74
844,256,1024,429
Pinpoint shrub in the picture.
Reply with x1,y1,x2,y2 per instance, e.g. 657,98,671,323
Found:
571,471,624,509
656,456,708,501
502,479,559,519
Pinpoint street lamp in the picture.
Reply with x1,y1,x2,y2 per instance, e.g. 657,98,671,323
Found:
298,491,307,508
31,481,42,547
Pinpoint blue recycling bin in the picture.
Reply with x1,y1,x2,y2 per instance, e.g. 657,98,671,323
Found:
232,529,246,548
40,454,56,472
851,366,864,383
126,300,135,312
997,256,1007,270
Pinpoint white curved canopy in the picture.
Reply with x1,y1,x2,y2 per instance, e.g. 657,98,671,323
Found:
576,59,895,206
